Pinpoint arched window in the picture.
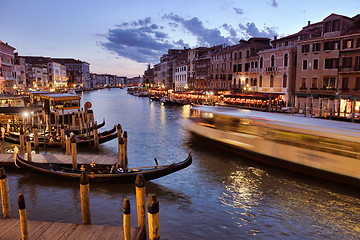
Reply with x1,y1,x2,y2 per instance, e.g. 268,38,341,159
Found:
284,53,288,67
259,76,263,87
271,55,275,67
260,57,263,68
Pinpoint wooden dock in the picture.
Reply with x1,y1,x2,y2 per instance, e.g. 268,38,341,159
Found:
0,218,144,239
0,153,119,167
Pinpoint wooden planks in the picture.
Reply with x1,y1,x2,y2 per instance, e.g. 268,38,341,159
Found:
0,218,143,240
0,153,119,167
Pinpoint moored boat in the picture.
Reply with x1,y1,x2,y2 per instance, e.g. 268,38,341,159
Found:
185,106,360,187
14,152,192,183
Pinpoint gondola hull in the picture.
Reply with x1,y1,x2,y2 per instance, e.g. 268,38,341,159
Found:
15,153,192,183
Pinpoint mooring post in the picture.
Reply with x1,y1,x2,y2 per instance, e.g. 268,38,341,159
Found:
33,126,39,150
18,193,28,240
123,131,128,169
147,193,160,240
0,168,11,218
25,136,32,162
118,137,124,167
19,126,25,154
80,172,91,225
72,113,76,129
1,127,5,140
71,135,77,169
61,108,65,126
116,124,122,140
78,110,83,135
65,133,71,155
135,174,147,231
123,198,131,240
60,125,65,149
93,121,99,150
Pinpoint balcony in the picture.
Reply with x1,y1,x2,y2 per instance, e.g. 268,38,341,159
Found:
265,67,277,72
338,66,360,73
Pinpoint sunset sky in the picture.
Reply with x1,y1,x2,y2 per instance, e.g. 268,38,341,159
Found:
2,0,359,77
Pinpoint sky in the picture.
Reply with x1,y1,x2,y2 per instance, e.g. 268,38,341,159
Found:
2,0,360,77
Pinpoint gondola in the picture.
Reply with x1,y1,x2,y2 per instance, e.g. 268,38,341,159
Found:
14,152,192,183
4,126,118,148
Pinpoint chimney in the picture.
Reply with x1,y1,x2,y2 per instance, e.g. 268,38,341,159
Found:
274,36,277,41
308,21,311,26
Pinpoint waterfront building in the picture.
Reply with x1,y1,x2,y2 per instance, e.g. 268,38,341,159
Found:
143,64,155,88
295,14,360,117
127,76,143,86
52,58,90,90
194,46,217,90
48,61,67,89
14,53,26,92
174,61,187,91
0,41,16,94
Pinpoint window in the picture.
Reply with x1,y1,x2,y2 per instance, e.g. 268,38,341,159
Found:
302,44,310,53
238,64,242,72
325,58,339,69
341,77,349,90
246,50,250,58
324,41,339,51
233,64,237,72
245,63,249,72
255,61,258,68
228,74,232,80
251,61,254,68
271,55,275,67
313,43,321,52
260,57,263,69
333,20,340,31
270,75,274,87
285,41,289,46
239,51,242,59
245,78,249,85
234,52,237,59
215,74,218,79
282,75,287,88
355,77,360,90
313,59,319,70
300,78,306,89
355,56,360,71
312,77,318,89
357,38,360,48
325,21,332,33
253,78,257,86
302,60,308,70
259,76,263,87
342,57,352,68
284,53,288,67
343,39,353,49
323,77,336,89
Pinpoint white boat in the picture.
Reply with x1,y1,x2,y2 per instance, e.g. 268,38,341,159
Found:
185,106,360,187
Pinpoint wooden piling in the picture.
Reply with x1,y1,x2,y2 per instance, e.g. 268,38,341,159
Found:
1,127,5,140
118,137,125,168
123,198,131,240
65,133,71,155
147,193,160,240
18,193,28,240
71,135,77,169
116,124,122,139
93,121,99,150
33,126,39,150
61,108,65,126
135,174,146,230
19,126,25,154
123,131,128,169
60,125,65,149
80,172,91,225
0,168,11,218
25,136,32,162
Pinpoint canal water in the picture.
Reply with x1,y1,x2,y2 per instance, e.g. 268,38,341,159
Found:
3,88,360,239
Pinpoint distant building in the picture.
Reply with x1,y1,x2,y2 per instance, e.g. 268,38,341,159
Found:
14,53,26,91
127,76,143,86
174,61,187,91
51,58,90,90
143,64,155,87
0,40,16,94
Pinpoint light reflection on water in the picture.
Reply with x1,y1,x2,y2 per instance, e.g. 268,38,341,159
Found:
2,88,360,239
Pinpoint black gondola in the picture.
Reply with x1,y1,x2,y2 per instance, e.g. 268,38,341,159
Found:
14,152,192,183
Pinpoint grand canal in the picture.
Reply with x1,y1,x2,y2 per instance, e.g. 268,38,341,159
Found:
3,88,360,239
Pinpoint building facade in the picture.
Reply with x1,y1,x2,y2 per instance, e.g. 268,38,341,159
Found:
0,41,16,94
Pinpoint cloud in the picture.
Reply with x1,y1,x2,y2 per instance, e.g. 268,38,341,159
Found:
233,7,243,15
163,13,229,46
101,18,182,63
239,22,278,38
270,0,278,7
100,15,279,64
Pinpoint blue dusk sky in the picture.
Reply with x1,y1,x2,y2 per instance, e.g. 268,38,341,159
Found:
2,0,359,77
